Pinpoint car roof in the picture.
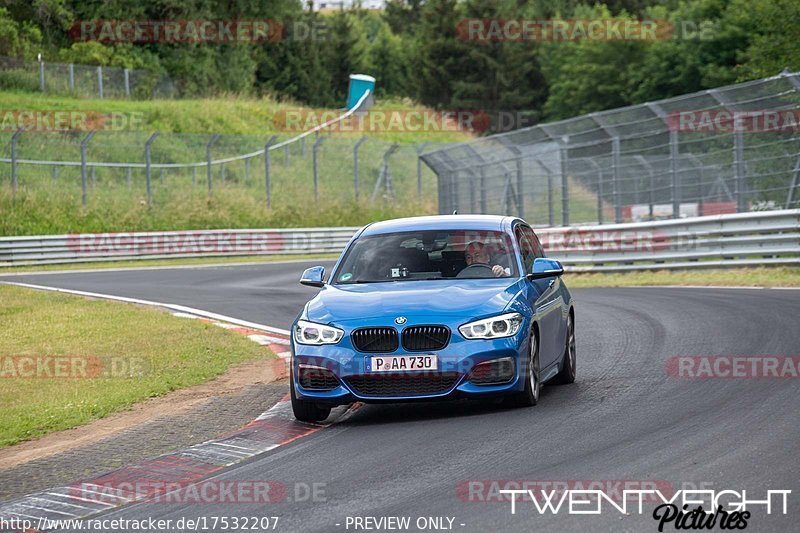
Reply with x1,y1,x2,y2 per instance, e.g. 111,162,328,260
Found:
359,215,516,237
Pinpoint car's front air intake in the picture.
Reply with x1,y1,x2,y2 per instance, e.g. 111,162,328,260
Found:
298,366,340,391
401,326,450,351
351,327,399,353
344,372,461,397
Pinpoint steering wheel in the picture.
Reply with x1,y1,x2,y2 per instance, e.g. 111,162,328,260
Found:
456,263,495,278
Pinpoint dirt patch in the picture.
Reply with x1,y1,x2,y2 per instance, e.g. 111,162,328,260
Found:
0,358,287,470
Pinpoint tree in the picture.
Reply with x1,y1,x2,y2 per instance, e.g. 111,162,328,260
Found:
539,4,648,119
366,19,409,97
412,0,469,107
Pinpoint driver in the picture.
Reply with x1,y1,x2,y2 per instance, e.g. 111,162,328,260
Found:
464,241,510,277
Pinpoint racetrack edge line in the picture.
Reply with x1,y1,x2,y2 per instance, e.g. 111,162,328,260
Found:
0,281,291,336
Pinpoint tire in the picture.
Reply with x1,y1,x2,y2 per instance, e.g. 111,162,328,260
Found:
552,311,576,385
508,329,540,407
290,377,331,423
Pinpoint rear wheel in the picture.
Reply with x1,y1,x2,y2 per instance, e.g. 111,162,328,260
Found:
290,377,331,423
508,329,539,407
552,312,576,385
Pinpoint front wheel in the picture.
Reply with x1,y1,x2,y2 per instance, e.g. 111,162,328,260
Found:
508,330,540,407
290,378,331,423
552,312,576,385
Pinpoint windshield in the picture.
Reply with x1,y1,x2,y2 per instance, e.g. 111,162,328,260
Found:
333,230,518,284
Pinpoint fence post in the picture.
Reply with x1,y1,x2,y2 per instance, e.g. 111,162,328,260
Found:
734,130,746,213
596,169,604,225
10,127,24,199
264,136,278,208
479,164,487,213
561,143,570,226
785,156,800,209
160,168,165,185
220,164,225,183
514,157,524,218
468,171,476,212
68,64,74,92
384,144,400,199
91,166,96,187
312,136,325,203
144,132,159,206
354,136,368,200
97,66,103,98
670,129,680,218
192,166,197,188
372,144,400,201
51,165,58,182
80,131,96,207
244,158,250,184
206,134,221,197
415,142,430,197
547,169,554,226
611,137,621,223
123,68,130,97
301,137,307,158
39,60,45,92
126,167,132,187
284,144,289,166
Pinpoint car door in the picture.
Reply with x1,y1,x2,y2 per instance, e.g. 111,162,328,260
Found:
516,224,563,369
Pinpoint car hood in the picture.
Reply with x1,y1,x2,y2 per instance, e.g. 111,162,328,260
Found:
305,278,522,325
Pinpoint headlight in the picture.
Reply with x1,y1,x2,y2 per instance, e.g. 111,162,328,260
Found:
459,312,523,339
294,320,344,345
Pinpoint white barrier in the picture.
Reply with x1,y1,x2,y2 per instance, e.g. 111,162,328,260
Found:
0,210,798,271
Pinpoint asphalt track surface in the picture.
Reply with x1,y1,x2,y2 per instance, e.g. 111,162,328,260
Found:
2,262,799,532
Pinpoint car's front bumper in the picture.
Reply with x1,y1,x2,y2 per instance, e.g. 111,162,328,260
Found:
291,332,529,405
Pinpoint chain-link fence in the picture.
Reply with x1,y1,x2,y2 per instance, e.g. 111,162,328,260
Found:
0,56,175,99
422,70,800,226
0,128,444,209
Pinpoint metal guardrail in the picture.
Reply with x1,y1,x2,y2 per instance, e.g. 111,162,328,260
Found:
0,228,361,267
0,211,797,270
539,209,800,272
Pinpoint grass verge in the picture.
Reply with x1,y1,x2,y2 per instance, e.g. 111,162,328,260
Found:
564,267,800,288
0,284,274,448
0,90,473,142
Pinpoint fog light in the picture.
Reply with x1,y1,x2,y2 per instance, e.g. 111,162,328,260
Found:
467,357,515,385
298,364,340,391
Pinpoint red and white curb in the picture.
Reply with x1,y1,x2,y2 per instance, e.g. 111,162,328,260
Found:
0,399,361,530
0,282,361,531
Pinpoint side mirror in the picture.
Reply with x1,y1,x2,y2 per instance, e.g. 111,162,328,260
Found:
527,258,564,280
300,266,325,287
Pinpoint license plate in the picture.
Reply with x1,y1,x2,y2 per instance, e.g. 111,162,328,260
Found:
368,355,438,373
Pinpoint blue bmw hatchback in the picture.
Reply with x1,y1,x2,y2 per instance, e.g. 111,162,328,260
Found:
290,215,576,422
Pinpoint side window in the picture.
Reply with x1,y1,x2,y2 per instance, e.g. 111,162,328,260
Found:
521,225,545,258
515,226,537,271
